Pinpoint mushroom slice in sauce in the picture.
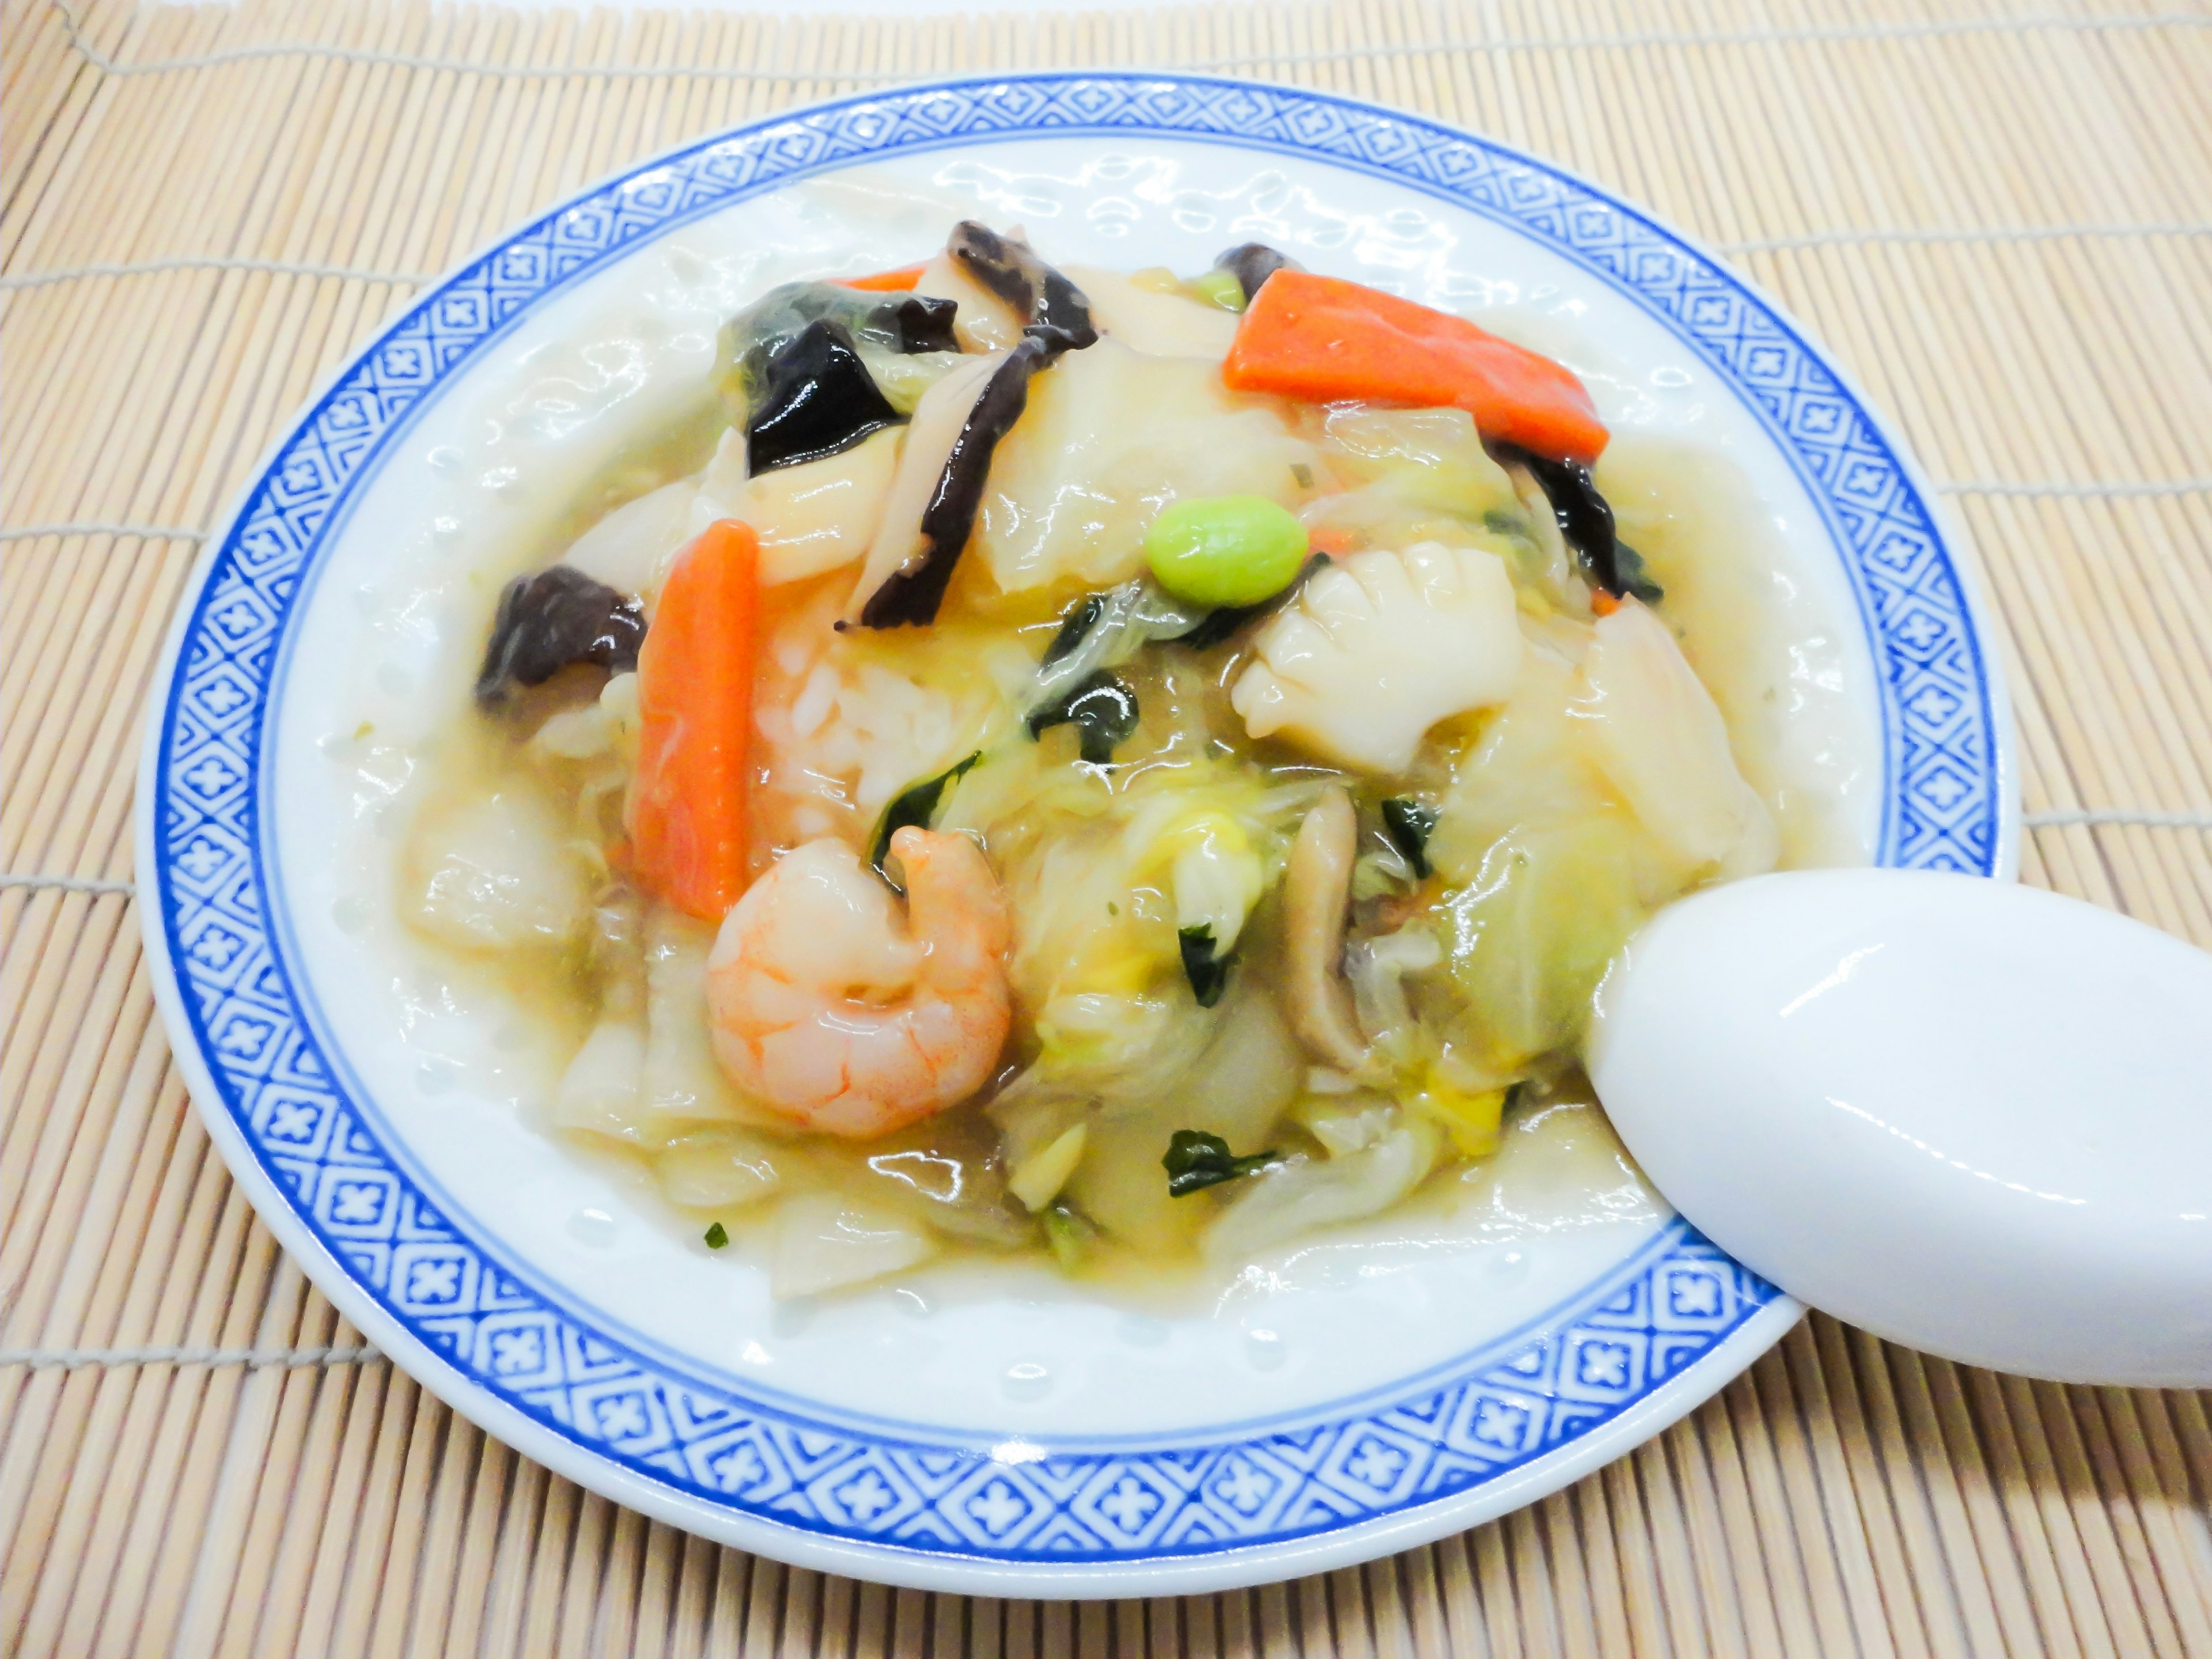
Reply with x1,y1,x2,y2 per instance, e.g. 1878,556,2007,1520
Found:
1495,442,1662,604
1282,787,1369,1070
475,566,645,706
713,280,958,425
1213,241,1301,305
1176,552,1329,652
844,351,1002,623
848,327,1081,629
744,319,903,475
946,222,1099,349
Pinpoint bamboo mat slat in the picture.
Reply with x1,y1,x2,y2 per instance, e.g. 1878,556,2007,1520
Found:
4,0,2210,1653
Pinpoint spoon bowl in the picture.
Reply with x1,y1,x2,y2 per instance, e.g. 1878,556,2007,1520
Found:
1588,868,2212,1387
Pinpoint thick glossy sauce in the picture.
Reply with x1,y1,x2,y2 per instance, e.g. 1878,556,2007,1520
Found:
374,315,1868,1298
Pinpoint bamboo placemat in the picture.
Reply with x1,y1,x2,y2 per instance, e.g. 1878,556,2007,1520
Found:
5,0,2210,1652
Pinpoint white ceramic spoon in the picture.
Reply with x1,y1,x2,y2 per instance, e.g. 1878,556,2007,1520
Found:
1586,869,2212,1387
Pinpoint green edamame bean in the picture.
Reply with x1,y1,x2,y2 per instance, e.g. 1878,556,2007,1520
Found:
1145,495,1308,609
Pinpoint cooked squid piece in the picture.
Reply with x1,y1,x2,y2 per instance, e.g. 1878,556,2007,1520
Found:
1232,543,1523,772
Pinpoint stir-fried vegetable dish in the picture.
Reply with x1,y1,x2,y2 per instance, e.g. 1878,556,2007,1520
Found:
410,225,1786,1297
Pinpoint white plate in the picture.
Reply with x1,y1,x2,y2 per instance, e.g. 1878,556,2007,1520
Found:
138,74,2015,1596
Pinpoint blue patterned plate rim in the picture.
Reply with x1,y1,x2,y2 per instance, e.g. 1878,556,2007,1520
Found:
137,71,2016,1595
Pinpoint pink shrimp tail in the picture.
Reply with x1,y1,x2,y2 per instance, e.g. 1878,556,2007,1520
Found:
892,825,1013,974
707,830,1013,1141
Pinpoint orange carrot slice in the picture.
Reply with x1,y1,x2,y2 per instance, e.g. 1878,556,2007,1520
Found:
1222,270,1608,463
627,520,760,919
838,262,927,292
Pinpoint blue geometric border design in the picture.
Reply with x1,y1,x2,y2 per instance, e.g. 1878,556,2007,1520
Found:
150,74,2000,1563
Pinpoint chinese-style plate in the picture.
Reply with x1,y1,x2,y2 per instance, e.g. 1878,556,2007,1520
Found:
138,74,2012,1596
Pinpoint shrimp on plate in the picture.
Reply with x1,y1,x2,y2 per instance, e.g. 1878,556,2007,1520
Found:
706,827,1013,1139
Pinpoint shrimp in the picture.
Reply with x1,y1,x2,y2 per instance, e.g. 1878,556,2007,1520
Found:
705,828,1013,1139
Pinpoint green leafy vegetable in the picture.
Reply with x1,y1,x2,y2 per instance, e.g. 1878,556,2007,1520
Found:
1381,798,1438,880
1027,671,1139,765
1041,592,1108,667
1190,266,1248,313
1213,243,1299,304
1162,1129,1278,1198
1442,816,1656,1070
1177,923,1232,1007
703,1222,729,1249
869,751,983,889
1042,1203,1097,1269
1612,541,1664,605
1350,851,1411,903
